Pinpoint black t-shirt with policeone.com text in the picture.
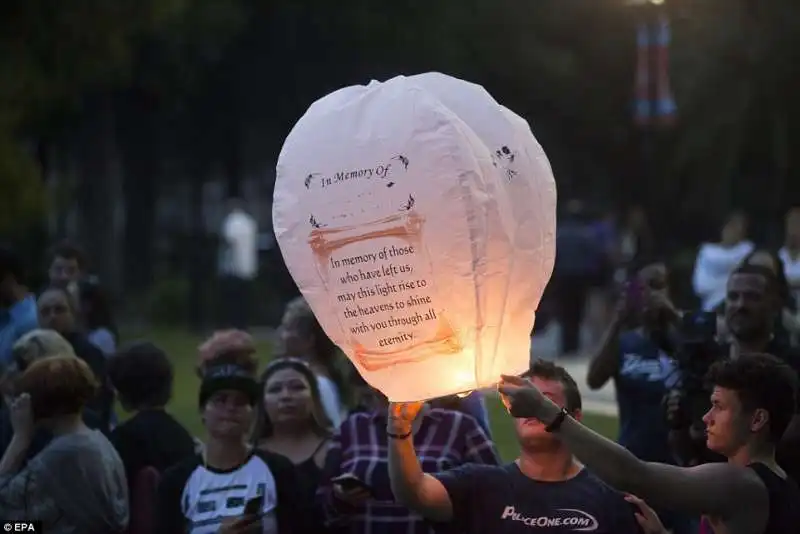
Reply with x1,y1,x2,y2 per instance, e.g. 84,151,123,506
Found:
434,463,643,533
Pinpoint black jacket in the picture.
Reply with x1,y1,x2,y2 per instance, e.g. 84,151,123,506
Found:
62,330,115,432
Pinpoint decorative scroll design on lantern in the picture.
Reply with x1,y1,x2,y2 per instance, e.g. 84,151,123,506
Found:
308,210,461,371
491,145,519,181
309,214,326,229
392,154,409,170
304,173,321,189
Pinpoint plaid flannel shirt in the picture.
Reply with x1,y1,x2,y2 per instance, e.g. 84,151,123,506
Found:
317,407,500,534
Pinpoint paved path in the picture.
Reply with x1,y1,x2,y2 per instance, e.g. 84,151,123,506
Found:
556,360,617,416
529,322,618,416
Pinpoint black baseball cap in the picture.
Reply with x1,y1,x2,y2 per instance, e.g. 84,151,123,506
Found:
198,363,259,407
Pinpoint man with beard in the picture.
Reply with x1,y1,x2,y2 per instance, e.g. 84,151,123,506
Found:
671,263,800,480
722,264,800,482
724,264,798,364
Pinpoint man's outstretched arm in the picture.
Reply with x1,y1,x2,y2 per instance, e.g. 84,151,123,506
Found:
500,376,766,519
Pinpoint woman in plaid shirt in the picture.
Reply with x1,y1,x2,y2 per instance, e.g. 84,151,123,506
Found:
317,384,500,534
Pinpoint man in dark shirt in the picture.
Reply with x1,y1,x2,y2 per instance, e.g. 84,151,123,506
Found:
388,361,642,533
60,329,114,430
721,265,800,483
107,341,196,488
501,353,800,534
671,264,800,480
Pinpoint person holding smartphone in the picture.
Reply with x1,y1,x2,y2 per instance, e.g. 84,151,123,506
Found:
156,334,308,534
585,262,695,533
587,261,682,464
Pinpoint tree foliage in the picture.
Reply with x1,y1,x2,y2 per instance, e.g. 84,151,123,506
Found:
0,0,214,232
0,138,45,234
666,0,800,232
2,0,799,244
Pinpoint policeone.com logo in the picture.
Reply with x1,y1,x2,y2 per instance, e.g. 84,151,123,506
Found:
501,506,599,531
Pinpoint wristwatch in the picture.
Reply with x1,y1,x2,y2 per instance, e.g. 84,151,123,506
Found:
544,407,569,433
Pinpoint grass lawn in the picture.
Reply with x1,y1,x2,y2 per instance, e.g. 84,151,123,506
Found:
122,328,619,461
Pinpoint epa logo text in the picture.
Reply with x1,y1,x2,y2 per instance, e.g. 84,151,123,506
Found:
1,521,41,533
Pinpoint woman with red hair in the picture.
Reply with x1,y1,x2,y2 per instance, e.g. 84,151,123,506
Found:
0,355,128,532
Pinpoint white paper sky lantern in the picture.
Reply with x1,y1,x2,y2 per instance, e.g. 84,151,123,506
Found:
273,73,557,401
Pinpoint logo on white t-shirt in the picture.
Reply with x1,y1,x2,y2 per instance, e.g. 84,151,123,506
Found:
182,455,278,534
500,505,599,531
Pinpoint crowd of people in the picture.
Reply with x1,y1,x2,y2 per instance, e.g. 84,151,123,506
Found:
0,205,797,533
550,205,800,355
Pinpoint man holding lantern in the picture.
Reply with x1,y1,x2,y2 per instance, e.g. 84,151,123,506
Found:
498,353,800,534
387,361,646,533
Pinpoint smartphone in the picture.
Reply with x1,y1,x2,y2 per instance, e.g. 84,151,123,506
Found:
243,494,264,516
332,473,374,495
